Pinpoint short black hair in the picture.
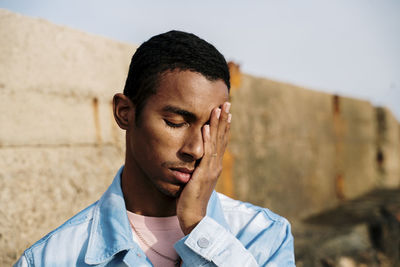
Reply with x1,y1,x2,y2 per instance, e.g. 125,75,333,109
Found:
123,30,230,123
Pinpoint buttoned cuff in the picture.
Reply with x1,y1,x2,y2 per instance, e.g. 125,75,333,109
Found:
174,216,258,266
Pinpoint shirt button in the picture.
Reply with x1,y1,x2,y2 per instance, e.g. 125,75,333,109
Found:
197,237,210,248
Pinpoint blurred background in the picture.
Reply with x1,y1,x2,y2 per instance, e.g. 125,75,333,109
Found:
0,1,399,266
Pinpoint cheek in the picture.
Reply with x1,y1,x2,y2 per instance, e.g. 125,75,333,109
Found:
138,121,184,161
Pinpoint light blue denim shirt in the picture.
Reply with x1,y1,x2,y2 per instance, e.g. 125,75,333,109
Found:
15,166,295,266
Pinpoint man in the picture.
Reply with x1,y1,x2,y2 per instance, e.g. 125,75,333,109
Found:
15,31,295,266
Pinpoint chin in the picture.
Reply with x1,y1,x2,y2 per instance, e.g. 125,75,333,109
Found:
158,183,183,199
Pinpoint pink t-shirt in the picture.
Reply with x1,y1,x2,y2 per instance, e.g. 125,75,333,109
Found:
127,211,185,267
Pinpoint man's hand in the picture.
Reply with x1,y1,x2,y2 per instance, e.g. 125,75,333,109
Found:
176,102,232,235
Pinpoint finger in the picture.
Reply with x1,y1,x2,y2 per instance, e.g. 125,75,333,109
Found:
201,124,212,163
227,113,232,124
217,102,231,152
225,113,232,134
209,107,221,150
223,113,231,147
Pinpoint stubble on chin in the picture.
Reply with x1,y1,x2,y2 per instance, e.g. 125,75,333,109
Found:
157,183,185,199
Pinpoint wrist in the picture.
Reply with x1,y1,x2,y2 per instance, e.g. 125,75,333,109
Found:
180,215,204,235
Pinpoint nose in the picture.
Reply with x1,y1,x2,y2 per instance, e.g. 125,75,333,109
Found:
179,128,204,161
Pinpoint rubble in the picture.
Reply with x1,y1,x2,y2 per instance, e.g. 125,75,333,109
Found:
295,189,400,266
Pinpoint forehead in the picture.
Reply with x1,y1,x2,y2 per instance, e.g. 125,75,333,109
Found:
149,70,229,118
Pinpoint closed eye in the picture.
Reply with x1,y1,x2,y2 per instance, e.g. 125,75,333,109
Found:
164,119,186,128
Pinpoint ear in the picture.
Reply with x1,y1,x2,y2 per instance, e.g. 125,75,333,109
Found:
113,93,135,130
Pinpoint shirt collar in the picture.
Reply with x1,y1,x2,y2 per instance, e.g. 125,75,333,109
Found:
84,166,231,265
85,166,139,265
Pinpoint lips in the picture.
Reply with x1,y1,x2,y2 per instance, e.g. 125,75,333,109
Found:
169,167,194,183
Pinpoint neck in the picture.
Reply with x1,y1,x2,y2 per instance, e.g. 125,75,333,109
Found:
121,152,177,217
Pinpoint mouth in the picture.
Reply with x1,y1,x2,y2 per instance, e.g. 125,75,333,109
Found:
169,167,194,183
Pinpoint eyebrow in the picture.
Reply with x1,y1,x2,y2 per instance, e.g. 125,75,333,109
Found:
161,105,197,121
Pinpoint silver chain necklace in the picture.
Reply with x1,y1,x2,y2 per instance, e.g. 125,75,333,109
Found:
129,219,181,266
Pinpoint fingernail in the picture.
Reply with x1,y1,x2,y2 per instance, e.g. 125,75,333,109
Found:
227,113,232,123
216,108,221,119
224,102,231,113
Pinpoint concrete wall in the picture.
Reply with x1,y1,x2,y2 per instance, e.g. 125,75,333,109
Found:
1,9,399,266
228,74,400,221
229,75,338,219
0,9,135,265
376,107,400,188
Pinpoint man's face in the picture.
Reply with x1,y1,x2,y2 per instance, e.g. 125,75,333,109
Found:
127,70,229,198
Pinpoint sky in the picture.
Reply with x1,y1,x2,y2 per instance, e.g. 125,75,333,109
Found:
2,0,400,120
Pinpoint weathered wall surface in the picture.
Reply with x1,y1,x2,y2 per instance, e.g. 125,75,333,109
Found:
0,9,135,265
230,75,336,219
229,74,400,221
1,9,399,266
376,107,400,188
